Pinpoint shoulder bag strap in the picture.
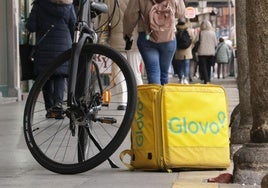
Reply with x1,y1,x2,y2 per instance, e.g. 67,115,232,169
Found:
36,24,55,46
216,43,224,55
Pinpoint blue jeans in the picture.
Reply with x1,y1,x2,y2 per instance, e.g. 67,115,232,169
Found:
176,59,190,79
137,32,176,85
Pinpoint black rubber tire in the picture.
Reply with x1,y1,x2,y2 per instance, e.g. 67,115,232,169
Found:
23,44,137,174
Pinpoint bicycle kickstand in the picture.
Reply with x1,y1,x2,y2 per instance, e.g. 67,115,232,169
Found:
86,128,119,168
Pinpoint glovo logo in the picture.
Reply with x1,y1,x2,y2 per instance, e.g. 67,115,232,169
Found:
135,97,144,147
168,111,226,135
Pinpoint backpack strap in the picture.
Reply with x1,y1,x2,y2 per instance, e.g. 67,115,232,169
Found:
216,43,224,55
140,0,154,39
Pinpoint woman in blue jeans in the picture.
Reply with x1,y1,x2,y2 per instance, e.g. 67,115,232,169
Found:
123,0,185,85
174,19,196,84
137,32,177,85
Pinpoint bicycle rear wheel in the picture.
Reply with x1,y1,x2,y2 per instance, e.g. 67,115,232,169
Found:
23,44,137,174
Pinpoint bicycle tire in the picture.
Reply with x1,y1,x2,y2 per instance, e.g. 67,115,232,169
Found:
23,44,137,174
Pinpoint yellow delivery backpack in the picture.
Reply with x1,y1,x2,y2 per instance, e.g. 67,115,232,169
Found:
120,84,230,172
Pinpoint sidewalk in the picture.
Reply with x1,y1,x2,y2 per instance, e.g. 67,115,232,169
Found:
0,76,256,188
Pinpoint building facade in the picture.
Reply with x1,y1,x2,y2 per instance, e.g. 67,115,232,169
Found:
0,0,235,101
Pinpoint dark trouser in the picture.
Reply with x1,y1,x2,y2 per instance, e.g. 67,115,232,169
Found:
172,57,179,76
198,55,215,84
43,76,65,110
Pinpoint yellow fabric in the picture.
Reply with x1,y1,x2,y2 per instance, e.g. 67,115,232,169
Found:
120,84,230,171
161,84,230,168
128,84,163,170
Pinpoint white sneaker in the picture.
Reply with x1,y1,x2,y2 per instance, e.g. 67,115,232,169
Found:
180,78,184,84
184,78,189,84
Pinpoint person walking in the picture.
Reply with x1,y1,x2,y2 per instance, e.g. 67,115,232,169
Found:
99,0,143,110
174,19,196,84
197,20,217,84
215,37,230,79
26,0,76,118
123,0,185,85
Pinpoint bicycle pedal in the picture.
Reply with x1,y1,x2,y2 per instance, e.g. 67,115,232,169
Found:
95,117,117,124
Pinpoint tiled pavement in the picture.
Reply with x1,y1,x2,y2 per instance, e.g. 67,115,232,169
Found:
0,76,258,188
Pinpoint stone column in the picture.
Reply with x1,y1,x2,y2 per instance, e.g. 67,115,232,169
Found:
7,0,21,100
233,0,268,186
233,143,268,185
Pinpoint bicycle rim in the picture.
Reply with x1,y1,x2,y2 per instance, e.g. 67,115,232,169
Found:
23,44,137,174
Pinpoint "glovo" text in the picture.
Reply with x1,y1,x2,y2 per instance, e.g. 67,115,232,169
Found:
135,98,144,147
168,111,226,135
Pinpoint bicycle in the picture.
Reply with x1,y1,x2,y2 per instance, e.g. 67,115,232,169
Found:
23,0,137,174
